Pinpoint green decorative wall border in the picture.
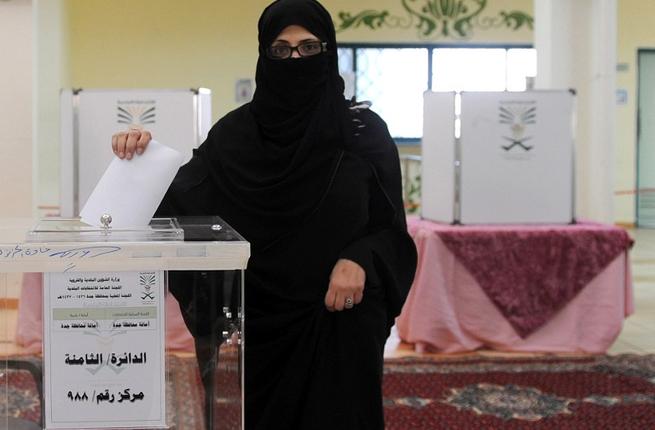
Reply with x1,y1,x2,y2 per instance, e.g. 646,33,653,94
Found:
337,0,533,40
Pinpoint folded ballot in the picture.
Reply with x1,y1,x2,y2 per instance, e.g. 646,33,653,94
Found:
80,140,184,228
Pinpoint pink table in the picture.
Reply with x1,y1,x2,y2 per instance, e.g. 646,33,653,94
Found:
396,217,634,354
15,273,194,354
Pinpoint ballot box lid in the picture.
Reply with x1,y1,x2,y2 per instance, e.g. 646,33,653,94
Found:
25,218,184,242
0,217,250,272
175,216,245,242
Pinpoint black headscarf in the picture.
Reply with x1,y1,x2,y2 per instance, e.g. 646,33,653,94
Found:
196,0,352,252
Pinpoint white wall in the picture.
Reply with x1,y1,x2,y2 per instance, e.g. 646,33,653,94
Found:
0,0,33,217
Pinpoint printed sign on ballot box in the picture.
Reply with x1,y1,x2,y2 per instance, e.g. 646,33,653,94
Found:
43,271,166,429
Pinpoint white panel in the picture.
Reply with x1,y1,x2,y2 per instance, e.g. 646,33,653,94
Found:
421,92,456,223
459,91,574,224
64,89,207,215
59,89,75,217
197,88,213,142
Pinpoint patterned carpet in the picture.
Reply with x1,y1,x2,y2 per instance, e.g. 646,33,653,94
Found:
2,354,655,429
383,354,655,429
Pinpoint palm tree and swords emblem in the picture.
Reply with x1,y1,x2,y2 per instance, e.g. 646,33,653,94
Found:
140,273,156,300
499,104,536,151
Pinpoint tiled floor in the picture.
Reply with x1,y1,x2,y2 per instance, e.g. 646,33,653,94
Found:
1,227,653,358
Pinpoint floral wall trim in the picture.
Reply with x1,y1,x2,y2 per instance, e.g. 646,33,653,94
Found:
336,0,533,40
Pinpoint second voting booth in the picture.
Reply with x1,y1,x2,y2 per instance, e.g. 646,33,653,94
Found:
422,90,576,225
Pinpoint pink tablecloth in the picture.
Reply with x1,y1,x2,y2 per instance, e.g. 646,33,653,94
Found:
396,218,634,354
15,273,194,354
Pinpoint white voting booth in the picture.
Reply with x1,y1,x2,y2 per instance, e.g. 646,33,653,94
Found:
60,88,212,217
422,90,576,224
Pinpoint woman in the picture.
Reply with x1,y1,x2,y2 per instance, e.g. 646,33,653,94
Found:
112,0,416,428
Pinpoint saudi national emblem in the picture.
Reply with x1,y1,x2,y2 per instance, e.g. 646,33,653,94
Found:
139,272,156,300
499,103,536,151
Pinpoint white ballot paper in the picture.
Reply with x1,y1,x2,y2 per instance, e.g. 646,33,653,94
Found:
80,140,184,228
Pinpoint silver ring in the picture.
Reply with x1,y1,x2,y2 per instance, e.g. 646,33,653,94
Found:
344,297,354,309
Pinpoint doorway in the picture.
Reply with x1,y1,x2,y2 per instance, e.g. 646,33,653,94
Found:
637,50,655,227
637,49,655,228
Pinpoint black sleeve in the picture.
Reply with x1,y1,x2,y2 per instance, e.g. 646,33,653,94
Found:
338,109,417,317
155,148,213,218
155,146,234,340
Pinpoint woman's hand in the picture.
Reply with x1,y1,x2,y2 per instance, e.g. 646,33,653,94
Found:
325,259,365,312
111,128,153,160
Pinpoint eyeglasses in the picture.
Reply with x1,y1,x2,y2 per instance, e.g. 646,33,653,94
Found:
267,41,328,60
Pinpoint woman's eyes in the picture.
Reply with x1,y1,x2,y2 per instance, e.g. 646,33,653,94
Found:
301,42,321,54
270,45,290,55
268,41,324,59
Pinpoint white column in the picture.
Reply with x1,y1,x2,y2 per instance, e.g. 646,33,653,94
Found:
534,0,617,223
0,0,33,218
34,0,71,216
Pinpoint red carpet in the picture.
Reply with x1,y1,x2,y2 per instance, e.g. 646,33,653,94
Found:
3,354,655,429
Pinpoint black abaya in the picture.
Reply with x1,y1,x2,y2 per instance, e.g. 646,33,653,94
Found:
156,1,417,428
157,105,416,429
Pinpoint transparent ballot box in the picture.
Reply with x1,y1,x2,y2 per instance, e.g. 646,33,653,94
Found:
0,217,249,430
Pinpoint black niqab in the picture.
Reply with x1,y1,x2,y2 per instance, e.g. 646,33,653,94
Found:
198,0,351,252
251,0,346,144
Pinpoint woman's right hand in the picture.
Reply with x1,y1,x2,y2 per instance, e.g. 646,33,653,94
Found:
111,128,153,160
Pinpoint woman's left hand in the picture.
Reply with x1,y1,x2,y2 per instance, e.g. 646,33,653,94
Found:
325,259,365,312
